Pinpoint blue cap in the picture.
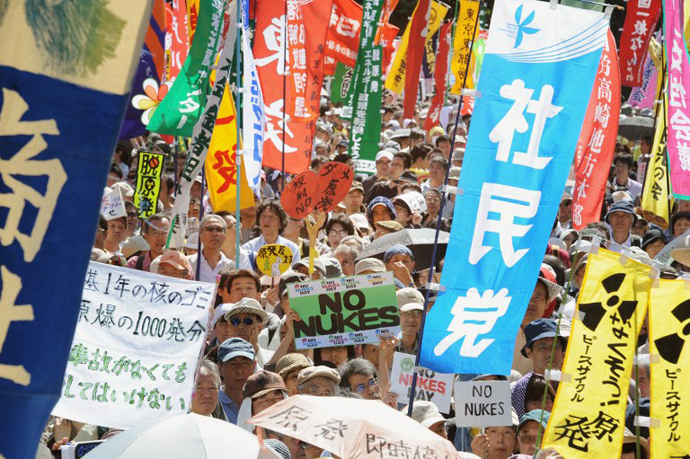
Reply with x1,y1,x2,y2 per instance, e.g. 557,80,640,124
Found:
519,410,550,431
218,337,255,363
367,196,396,220
605,200,637,225
521,319,565,357
384,244,414,262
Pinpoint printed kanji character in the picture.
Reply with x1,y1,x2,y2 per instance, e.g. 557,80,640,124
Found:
255,16,288,72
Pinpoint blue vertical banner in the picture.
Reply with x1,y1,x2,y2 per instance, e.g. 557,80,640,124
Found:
420,0,608,375
0,1,153,458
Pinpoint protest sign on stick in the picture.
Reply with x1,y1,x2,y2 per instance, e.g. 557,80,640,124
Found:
281,171,319,219
100,187,127,220
257,244,294,277
52,262,215,429
288,272,400,349
390,352,453,413
315,161,354,213
454,380,512,427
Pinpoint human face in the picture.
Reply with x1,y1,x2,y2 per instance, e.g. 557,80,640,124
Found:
348,373,380,400
636,365,650,398
425,192,441,215
260,208,281,239
299,377,337,397
319,346,349,367
191,373,219,416
362,344,380,367
394,204,411,226
376,157,391,178
386,253,415,273
610,211,633,235
335,252,355,276
400,309,422,336
343,190,364,213
430,421,448,439
614,161,630,181
523,282,548,329
158,261,189,279
429,161,445,182
673,217,690,237
327,223,348,249
220,357,254,391
229,277,260,302
143,218,170,258
126,208,139,233
437,140,451,158
644,239,665,259
106,219,127,244
214,318,233,345
632,219,648,237
253,390,285,414
559,200,572,223
200,220,226,250
284,218,304,239
485,426,517,459
227,313,262,344
526,396,553,413
371,204,394,225
526,337,564,374
391,157,405,179
282,369,301,392
517,421,542,455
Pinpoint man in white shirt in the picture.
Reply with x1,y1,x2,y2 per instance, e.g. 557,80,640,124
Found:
189,215,235,282
242,201,300,264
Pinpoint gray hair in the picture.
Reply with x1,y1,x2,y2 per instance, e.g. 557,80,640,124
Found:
338,358,377,389
198,359,221,388
340,235,367,252
199,214,227,231
333,243,360,260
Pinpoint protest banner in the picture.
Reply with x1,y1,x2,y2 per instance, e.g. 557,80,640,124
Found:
134,151,165,219
450,0,480,95
52,262,215,429
390,352,453,413
0,1,153,454
454,380,512,427
147,0,224,136
167,0,189,82
281,171,320,219
330,63,354,104
403,0,433,119
101,187,127,221
315,161,355,213
424,21,452,132
420,0,607,375
664,0,690,200
287,272,400,349
641,94,670,227
286,0,317,122
257,244,294,277
627,53,659,110
542,249,652,457
572,30,620,230
649,279,690,456
619,0,660,87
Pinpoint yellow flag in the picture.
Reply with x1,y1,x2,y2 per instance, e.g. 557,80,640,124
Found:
641,92,670,228
649,279,690,457
450,0,479,95
205,85,255,212
542,249,652,457
384,1,449,94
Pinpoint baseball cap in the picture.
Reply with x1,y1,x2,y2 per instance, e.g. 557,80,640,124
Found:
295,259,327,278
406,401,446,428
397,287,424,312
158,250,192,272
218,337,255,363
355,258,386,275
518,410,550,432
376,151,394,162
349,181,365,193
276,353,313,380
296,365,341,386
242,370,287,399
537,264,562,300
521,318,566,357
224,298,269,325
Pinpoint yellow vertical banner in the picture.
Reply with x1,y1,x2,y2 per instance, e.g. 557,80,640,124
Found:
641,92,670,228
205,85,255,212
649,279,690,457
449,0,479,95
384,1,448,94
134,151,165,218
542,249,652,457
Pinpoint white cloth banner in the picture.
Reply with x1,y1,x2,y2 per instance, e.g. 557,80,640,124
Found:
52,262,215,429
100,187,126,220
389,352,454,413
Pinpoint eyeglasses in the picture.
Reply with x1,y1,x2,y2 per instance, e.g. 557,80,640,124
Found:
518,434,537,443
127,212,138,218
305,386,335,396
354,377,378,394
230,317,255,327
329,229,349,237
425,196,441,203
202,225,226,233
401,310,423,318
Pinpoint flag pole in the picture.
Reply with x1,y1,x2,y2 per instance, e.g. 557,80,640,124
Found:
406,0,482,418
280,0,288,192
236,0,243,268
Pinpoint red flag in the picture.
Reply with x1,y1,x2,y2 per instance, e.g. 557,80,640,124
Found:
619,0,661,87
165,0,189,81
286,0,316,122
572,30,621,230
424,21,452,132
404,0,431,119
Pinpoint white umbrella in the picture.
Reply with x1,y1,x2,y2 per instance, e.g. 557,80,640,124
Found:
84,413,278,459
248,395,458,459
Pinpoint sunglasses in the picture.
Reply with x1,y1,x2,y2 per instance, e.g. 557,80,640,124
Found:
229,317,255,327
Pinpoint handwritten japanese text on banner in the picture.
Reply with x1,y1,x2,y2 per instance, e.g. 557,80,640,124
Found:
420,0,607,375
135,151,165,218
619,0,660,87
450,0,480,95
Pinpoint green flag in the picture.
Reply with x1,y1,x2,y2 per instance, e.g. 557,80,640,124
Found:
330,63,354,104
147,0,224,136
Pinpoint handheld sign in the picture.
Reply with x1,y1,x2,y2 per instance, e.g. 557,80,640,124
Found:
134,151,165,218
100,187,126,220
287,272,400,349
454,380,512,428
390,352,454,413
281,170,319,219
315,161,354,212
256,244,294,277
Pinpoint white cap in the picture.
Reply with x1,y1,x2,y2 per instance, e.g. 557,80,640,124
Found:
397,288,424,312
376,151,394,162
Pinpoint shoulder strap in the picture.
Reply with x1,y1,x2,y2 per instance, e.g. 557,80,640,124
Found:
135,254,145,271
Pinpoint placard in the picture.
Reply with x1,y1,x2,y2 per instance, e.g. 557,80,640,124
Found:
454,380,512,427
390,352,453,413
100,187,126,220
51,262,215,429
281,170,319,219
288,272,400,349
256,244,294,276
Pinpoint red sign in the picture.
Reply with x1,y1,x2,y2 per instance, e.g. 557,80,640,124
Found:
315,162,354,212
404,0,432,119
619,0,661,87
425,21,452,132
281,171,320,219
572,30,621,230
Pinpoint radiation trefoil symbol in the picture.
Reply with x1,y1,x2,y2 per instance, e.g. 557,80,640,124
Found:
578,273,638,332
654,299,690,365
